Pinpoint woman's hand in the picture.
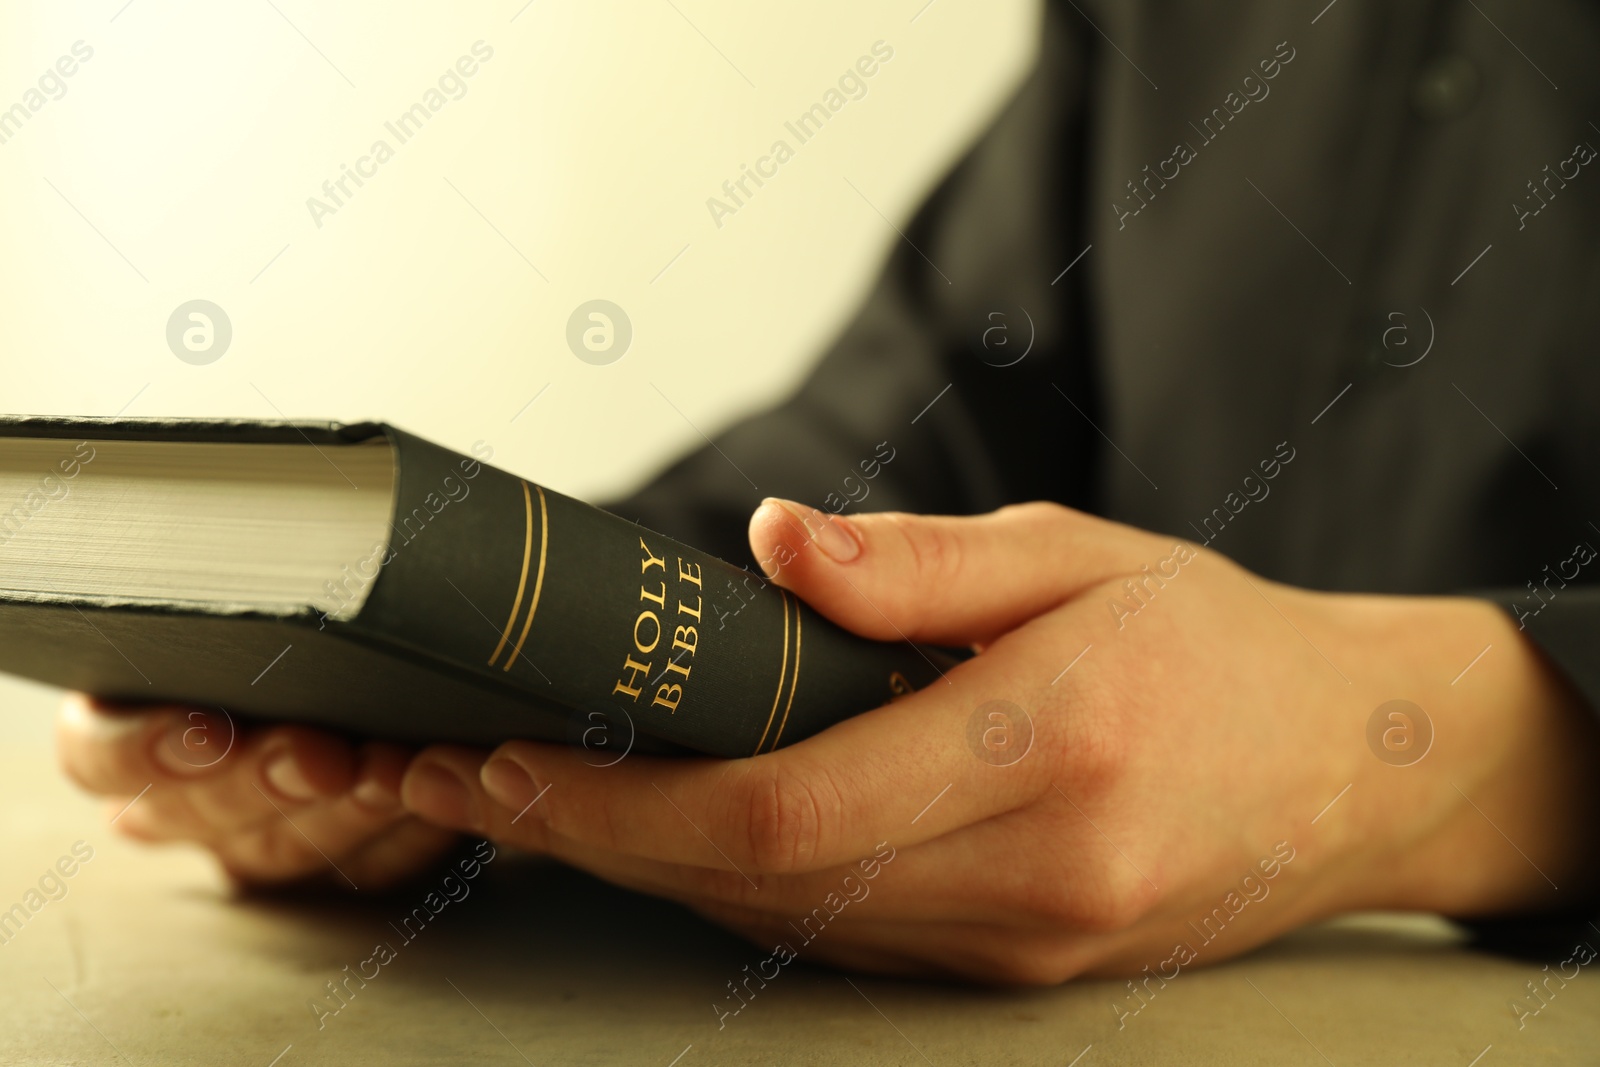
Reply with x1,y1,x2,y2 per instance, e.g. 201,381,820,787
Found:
56,696,459,891
400,500,1600,983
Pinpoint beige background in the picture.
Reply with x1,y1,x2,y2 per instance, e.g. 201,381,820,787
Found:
0,0,1034,747
3,3,1598,1063
0,0,1033,499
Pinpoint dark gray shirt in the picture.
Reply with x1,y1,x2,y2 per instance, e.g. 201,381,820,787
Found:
616,1,1600,940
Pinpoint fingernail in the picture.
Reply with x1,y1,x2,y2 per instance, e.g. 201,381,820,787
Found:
770,498,862,563
481,758,546,816
265,753,319,802
154,720,220,776
402,762,479,831
352,776,399,811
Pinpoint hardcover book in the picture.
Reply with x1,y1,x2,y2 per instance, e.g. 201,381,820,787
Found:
0,417,953,757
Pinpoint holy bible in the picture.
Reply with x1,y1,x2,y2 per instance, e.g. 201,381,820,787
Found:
0,417,953,757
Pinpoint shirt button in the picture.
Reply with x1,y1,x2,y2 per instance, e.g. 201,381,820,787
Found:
1411,56,1481,120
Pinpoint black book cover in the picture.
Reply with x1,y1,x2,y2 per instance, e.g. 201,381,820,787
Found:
0,417,956,757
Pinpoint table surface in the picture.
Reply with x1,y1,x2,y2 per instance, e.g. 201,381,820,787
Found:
1,677,1596,1067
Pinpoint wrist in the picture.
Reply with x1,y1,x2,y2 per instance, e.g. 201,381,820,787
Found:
1339,595,1600,918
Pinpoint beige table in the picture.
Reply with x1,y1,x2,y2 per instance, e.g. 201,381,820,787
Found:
1,677,1594,1066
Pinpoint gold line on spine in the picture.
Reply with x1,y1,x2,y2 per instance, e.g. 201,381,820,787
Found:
752,590,791,754
767,602,803,752
489,480,535,666
504,485,550,672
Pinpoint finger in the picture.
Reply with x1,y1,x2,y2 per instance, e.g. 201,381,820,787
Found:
57,695,236,796
334,818,462,891
176,743,443,889
220,742,408,870
215,796,420,890
429,768,1086,928
399,744,499,836
189,724,360,827
113,724,360,842
412,623,1075,874
747,499,1168,646
533,831,1044,928
519,784,1156,935
347,741,412,813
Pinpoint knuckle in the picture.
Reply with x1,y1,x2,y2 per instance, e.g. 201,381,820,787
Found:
1008,799,1159,935
1023,878,1148,935
1074,874,1157,934
944,927,1082,986
1019,838,1158,933
1049,702,1132,802
1005,499,1073,530
727,761,839,874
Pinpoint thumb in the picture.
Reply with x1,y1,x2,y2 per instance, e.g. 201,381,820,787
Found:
747,499,1172,647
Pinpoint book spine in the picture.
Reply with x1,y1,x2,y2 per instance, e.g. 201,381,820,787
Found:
341,428,954,757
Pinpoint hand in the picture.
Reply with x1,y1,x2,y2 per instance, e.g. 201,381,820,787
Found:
57,696,459,890
400,500,1600,983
